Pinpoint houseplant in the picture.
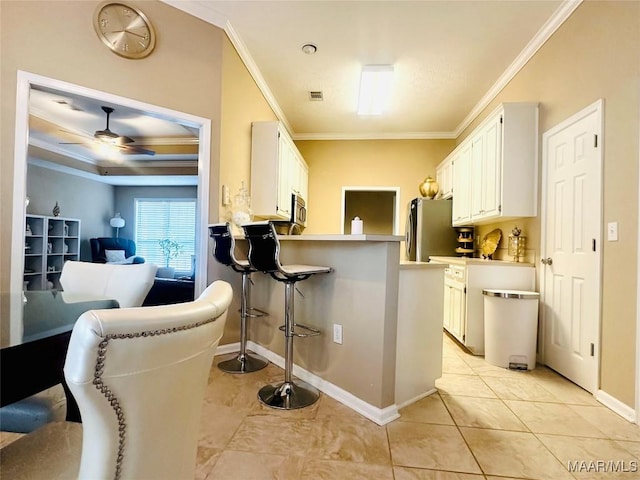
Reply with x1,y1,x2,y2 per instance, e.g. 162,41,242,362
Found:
156,238,183,278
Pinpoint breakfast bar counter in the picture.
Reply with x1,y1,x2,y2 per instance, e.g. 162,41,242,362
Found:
209,234,445,424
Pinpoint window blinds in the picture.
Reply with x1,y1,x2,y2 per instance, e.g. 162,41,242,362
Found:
135,199,196,273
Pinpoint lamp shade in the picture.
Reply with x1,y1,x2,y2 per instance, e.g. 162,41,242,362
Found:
110,214,125,229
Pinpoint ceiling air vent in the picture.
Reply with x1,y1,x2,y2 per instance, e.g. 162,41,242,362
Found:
309,91,323,101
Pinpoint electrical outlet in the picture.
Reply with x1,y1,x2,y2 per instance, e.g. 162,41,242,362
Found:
607,222,618,241
333,324,343,344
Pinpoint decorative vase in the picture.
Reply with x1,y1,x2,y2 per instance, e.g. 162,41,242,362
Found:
52,201,61,217
419,176,440,199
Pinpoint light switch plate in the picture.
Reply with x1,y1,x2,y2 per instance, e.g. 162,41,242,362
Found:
222,185,231,206
607,222,618,241
333,324,343,344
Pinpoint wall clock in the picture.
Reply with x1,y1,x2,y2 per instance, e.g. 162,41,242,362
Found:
93,2,156,59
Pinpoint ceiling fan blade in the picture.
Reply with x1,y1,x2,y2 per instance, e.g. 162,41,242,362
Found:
116,144,156,156
116,134,135,145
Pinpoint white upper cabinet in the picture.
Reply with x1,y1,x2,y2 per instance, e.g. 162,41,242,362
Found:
449,103,538,226
470,113,502,221
452,143,472,225
251,121,309,219
436,156,453,199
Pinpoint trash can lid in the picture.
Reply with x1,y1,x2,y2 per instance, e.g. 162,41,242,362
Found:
482,289,539,299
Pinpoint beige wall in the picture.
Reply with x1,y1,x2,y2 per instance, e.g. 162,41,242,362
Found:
464,1,639,407
297,1,639,408
1,0,224,318
210,37,279,344
218,37,278,222
296,139,456,236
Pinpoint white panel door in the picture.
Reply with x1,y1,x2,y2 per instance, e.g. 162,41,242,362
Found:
541,100,602,393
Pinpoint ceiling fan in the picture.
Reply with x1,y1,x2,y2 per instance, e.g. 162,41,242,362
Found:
92,106,155,155
58,106,155,156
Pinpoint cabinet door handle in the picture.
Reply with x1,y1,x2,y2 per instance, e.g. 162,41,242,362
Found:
541,257,553,265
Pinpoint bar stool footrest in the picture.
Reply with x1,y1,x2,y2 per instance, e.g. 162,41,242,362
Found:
278,323,321,337
246,307,269,318
258,380,320,409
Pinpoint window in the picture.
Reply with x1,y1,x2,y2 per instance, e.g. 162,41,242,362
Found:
135,199,196,274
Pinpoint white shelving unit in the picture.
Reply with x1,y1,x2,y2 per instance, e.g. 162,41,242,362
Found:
24,214,81,290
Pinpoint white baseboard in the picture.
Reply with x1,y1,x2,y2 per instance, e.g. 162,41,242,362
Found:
396,388,438,410
215,342,240,356
216,341,399,425
595,389,637,423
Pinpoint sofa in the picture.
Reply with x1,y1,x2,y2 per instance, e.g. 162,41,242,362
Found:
90,237,145,264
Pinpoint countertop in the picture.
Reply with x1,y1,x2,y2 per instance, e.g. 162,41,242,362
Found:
429,256,535,267
236,234,404,242
279,234,404,242
400,261,447,270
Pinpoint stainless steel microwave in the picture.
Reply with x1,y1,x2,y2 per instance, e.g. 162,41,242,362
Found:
291,194,306,227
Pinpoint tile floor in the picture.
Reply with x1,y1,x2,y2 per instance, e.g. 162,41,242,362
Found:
196,333,640,479
2,332,639,479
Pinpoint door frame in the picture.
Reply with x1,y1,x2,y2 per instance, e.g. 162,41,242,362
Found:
636,92,640,424
10,71,211,344
539,99,604,390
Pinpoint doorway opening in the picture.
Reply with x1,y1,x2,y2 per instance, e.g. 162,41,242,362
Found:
340,186,400,235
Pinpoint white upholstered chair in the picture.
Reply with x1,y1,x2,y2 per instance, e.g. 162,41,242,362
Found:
0,280,233,480
59,260,157,308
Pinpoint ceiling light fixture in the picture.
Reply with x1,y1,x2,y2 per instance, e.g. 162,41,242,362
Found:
301,43,317,54
357,65,394,116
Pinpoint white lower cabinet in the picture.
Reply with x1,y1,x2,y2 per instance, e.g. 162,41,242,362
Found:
435,258,535,355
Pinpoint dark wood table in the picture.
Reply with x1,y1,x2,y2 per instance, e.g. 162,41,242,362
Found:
0,291,119,422
143,277,195,306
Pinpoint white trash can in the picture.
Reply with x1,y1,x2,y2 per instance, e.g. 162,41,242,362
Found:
483,289,540,370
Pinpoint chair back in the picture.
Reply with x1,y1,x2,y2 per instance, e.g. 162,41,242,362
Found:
60,261,157,307
208,222,237,267
242,222,281,273
63,280,233,480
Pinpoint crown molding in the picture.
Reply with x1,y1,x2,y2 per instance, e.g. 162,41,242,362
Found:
293,131,457,141
454,0,583,137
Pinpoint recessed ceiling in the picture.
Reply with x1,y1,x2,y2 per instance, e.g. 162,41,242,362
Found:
28,85,200,185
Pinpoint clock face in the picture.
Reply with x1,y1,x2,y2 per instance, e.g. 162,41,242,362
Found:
94,2,156,59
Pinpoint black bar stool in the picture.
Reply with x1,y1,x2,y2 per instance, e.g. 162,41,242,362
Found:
209,223,269,374
242,221,332,409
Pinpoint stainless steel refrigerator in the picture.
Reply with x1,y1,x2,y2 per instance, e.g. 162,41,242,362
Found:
405,198,457,261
